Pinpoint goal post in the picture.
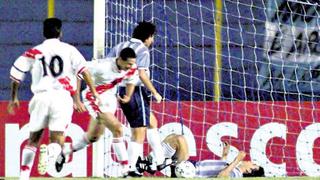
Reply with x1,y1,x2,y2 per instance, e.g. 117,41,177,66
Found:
94,0,320,177
92,0,105,177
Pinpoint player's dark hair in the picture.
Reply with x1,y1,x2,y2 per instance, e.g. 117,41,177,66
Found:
43,18,62,39
120,47,136,61
132,21,156,42
242,166,265,177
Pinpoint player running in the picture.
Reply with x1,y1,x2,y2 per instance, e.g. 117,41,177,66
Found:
55,47,138,176
7,18,99,180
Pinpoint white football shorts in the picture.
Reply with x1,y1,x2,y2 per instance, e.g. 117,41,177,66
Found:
82,90,117,119
28,90,73,132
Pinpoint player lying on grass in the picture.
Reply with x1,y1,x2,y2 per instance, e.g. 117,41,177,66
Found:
54,47,138,176
136,135,265,178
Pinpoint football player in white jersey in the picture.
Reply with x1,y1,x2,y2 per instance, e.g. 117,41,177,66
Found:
55,47,138,176
137,138,265,178
7,18,99,180
106,21,165,176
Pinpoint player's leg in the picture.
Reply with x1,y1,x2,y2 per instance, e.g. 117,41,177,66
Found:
127,127,145,174
45,91,73,173
55,117,104,172
133,87,165,168
20,130,44,180
20,93,49,179
171,135,189,162
60,88,104,157
99,112,129,169
77,118,105,152
49,131,65,173
119,86,146,176
141,85,165,169
147,112,165,169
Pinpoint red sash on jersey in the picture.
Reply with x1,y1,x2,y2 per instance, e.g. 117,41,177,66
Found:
86,68,137,113
58,77,76,96
23,49,42,59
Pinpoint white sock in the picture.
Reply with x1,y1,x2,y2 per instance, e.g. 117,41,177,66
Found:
62,143,73,156
47,143,62,160
147,128,165,165
70,134,90,154
112,137,128,165
21,145,37,174
127,141,143,171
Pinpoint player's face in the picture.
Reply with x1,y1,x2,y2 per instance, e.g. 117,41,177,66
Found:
120,58,136,70
145,35,154,47
241,161,260,174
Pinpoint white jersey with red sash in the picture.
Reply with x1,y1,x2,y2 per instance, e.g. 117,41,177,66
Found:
10,38,87,96
82,57,138,118
9,38,88,132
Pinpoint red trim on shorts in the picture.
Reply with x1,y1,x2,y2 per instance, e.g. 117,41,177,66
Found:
22,49,42,59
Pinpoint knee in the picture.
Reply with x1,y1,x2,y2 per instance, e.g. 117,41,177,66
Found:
176,135,186,144
112,124,123,137
131,129,146,143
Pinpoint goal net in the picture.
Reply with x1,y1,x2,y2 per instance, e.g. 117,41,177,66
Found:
95,0,320,177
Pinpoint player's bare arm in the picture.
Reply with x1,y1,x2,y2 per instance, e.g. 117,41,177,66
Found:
217,151,246,178
81,70,101,104
118,83,135,104
138,69,162,103
221,141,230,160
7,80,20,115
72,78,86,112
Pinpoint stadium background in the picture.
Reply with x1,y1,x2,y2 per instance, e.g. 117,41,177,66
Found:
1,0,320,178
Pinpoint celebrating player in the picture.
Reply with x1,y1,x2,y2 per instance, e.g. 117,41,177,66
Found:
7,18,99,180
137,136,265,178
106,21,165,176
55,47,138,176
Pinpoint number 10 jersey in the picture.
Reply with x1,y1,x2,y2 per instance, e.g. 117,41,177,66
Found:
10,38,87,95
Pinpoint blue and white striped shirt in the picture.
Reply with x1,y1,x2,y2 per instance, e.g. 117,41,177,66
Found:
107,38,150,86
195,160,243,178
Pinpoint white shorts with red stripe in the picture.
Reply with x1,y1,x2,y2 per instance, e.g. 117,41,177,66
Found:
28,90,73,132
82,90,118,119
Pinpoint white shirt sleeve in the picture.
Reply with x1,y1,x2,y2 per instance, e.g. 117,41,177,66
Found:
137,51,150,69
10,55,33,82
70,46,88,76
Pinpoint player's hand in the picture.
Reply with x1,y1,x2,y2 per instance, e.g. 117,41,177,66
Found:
118,94,131,104
237,151,246,160
73,101,87,112
92,92,102,106
153,93,162,103
7,99,20,115
222,141,230,157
